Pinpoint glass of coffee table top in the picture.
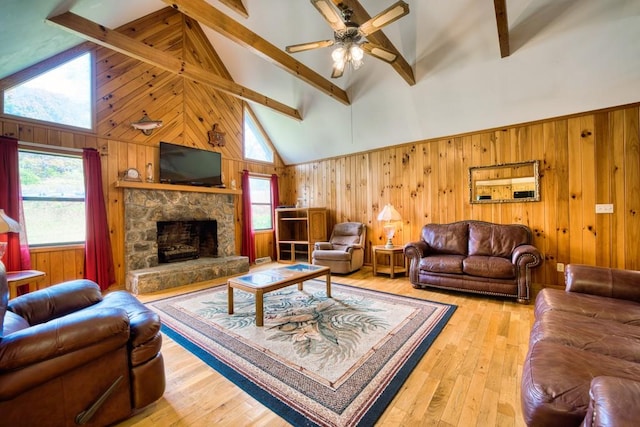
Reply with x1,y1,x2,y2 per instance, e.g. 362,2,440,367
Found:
227,263,331,326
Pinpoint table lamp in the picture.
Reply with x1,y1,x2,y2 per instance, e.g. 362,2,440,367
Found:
0,209,22,260
377,204,402,249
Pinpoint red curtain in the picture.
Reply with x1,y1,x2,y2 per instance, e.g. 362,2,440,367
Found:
0,136,31,271
83,148,115,290
241,170,256,264
270,174,280,258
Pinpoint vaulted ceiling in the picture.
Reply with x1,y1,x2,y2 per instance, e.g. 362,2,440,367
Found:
1,0,639,164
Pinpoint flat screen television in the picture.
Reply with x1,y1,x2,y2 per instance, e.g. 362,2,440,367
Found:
159,141,223,187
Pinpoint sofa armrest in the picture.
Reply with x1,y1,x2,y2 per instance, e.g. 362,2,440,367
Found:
314,242,333,250
404,240,428,260
0,308,130,399
511,244,542,268
582,376,640,427
565,264,640,302
8,279,103,325
0,307,129,371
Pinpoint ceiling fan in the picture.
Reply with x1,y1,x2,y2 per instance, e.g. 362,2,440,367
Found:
285,0,410,78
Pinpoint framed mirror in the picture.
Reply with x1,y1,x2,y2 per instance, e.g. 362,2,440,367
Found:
469,160,540,204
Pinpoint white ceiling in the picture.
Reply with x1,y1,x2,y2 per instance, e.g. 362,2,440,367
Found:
1,0,640,164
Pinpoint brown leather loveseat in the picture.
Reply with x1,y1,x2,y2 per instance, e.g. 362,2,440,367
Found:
0,263,165,426
404,220,541,303
521,264,640,426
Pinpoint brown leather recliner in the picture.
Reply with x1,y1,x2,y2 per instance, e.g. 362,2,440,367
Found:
312,222,366,274
0,262,165,426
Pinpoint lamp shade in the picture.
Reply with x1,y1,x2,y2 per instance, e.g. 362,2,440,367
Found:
0,209,21,233
377,204,402,222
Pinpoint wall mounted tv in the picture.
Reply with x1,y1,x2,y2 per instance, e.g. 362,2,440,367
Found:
159,141,223,187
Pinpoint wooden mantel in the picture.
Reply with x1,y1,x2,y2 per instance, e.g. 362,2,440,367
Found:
115,180,242,195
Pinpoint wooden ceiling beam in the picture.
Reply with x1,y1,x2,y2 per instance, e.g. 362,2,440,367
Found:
334,0,415,86
47,12,302,121
494,0,510,58
163,0,351,106
219,0,248,19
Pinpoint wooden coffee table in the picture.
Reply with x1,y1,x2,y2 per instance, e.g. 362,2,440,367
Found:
227,263,331,326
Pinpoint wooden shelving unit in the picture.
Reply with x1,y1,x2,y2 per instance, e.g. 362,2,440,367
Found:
275,207,327,263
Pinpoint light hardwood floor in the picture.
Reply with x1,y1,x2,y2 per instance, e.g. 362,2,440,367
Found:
119,263,536,427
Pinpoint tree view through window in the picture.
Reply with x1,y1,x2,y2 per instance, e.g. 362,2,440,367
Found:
249,176,273,230
4,52,92,129
19,150,85,246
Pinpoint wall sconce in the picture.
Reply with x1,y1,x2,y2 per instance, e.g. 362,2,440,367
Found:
377,204,403,248
131,115,163,136
208,123,226,147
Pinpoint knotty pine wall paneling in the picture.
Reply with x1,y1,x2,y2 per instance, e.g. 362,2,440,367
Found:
1,7,285,288
280,105,640,288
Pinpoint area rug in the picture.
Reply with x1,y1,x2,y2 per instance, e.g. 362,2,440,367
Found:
148,279,456,427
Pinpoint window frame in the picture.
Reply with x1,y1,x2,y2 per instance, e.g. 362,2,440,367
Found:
1,48,96,132
18,145,86,248
243,104,275,164
248,175,274,232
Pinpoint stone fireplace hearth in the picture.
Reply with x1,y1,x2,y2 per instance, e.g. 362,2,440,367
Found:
123,187,248,294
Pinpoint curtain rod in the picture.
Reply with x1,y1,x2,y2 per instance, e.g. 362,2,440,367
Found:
239,171,273,178
19,141,84,154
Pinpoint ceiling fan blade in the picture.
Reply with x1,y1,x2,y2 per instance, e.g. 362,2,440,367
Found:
311,0,346,32
361,42,397,63
286,40,334,54
359,1,410,37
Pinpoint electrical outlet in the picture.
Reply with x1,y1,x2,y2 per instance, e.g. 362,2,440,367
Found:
595,204,614,214
556,262,565,272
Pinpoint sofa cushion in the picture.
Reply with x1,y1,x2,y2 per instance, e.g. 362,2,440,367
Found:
468,222,530,258
531,310,640,363
463,255,515,279
521,340,640,427
422,222,468,255
535,288,640,325
420,255,465,274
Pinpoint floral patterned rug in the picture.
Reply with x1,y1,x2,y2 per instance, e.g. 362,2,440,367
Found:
148,280,456,427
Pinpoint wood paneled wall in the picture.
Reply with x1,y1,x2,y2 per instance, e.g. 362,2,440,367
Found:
279,106,640,287
2,7,639,291
0,8,283,288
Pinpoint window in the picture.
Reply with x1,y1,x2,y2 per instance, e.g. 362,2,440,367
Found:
244,107,274,163
249,176,273,231
3,52,93,129
19,150,85,246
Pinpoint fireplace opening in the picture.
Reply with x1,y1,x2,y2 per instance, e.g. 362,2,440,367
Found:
156,220,218,263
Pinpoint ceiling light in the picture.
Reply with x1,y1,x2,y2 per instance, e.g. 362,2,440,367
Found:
332,42,364,72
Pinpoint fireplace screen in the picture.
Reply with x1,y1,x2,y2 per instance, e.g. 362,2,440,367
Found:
156,220,218,263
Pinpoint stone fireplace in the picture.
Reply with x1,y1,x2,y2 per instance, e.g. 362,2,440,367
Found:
157,220,217,263
123,187,248,294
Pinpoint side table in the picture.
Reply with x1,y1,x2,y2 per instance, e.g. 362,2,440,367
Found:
7,270,46,299
372,245,407,278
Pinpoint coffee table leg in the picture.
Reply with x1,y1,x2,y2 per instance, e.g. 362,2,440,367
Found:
227,283,234,314
326,274,331,298
298,282,303,291
256,290,264,327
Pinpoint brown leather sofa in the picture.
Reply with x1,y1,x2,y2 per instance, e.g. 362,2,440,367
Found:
0,262,165,426
521,264,640,427
404,220,542,303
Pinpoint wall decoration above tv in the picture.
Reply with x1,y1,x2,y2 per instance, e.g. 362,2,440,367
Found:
159,141,223,187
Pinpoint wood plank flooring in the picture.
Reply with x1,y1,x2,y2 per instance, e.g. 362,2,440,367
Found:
118,263,535,427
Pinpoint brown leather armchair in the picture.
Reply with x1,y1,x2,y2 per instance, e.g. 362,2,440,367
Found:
0,262,165,426
312,222,366,274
